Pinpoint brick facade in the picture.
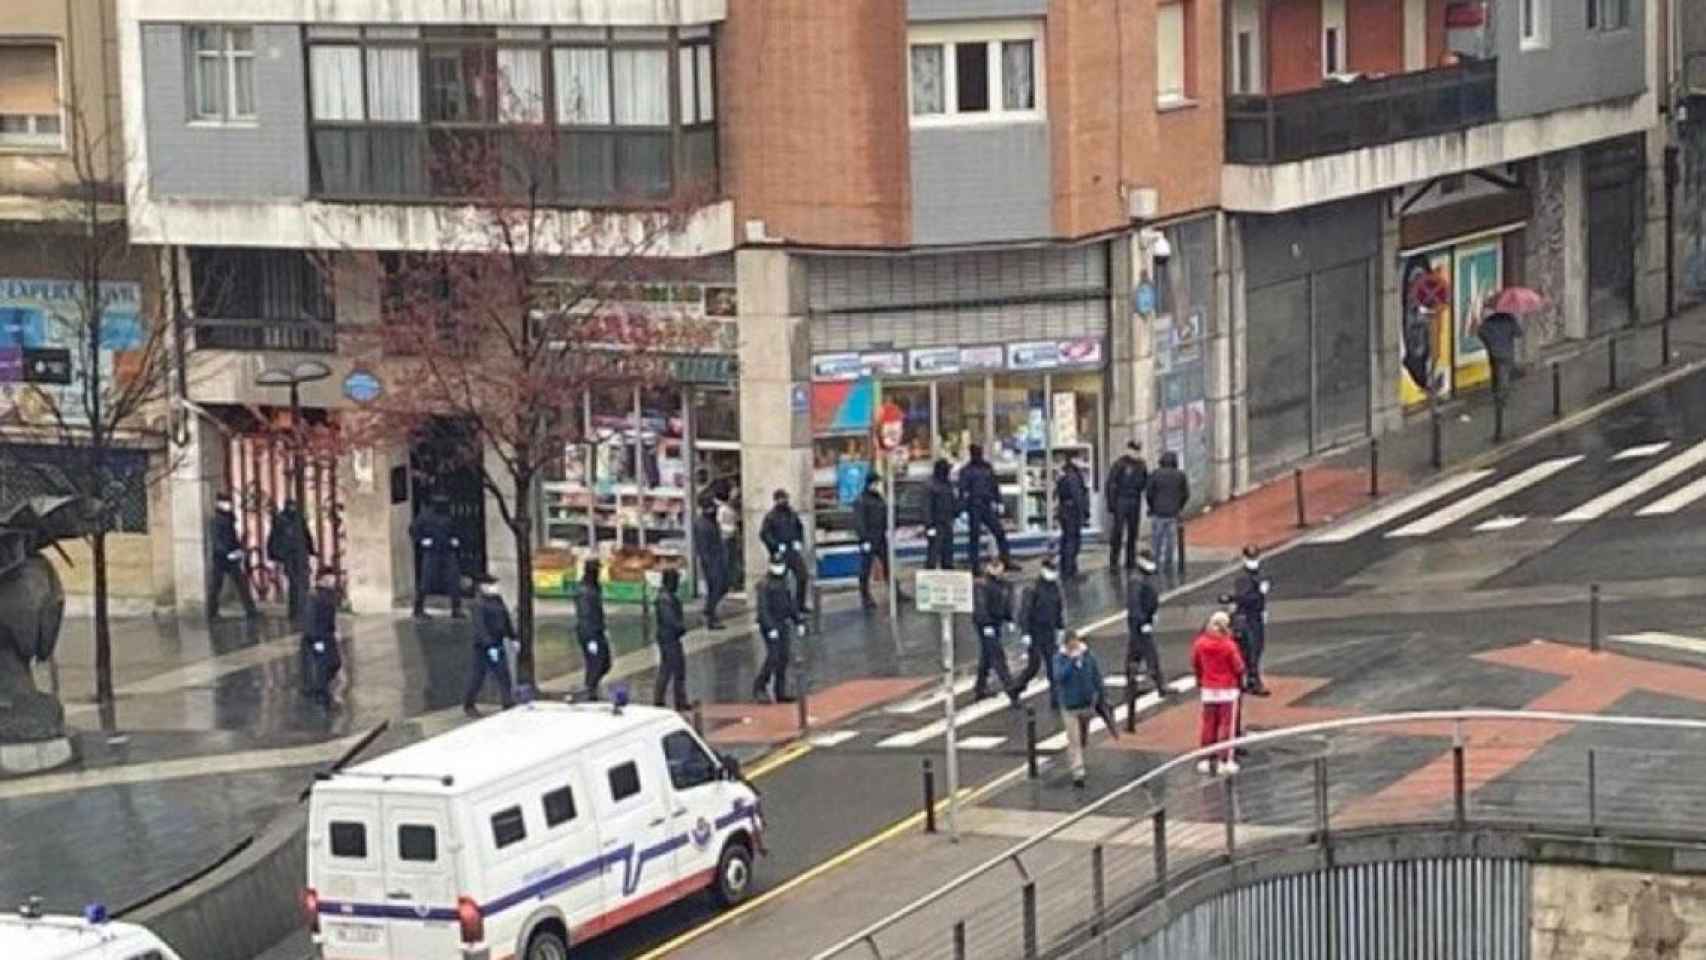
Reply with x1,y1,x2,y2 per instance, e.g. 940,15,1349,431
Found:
1348,0,1406,76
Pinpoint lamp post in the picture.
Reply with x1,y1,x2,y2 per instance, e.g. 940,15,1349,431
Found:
256,360,332,509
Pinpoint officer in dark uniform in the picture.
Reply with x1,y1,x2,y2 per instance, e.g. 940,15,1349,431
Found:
462,574,516,717
752,555,802,703
760,489,810,613
1229,544,1272,696
853,473,893,610
1010,558,1066,708
206,492,257,621
577,559,611,701
300,566,342,705
692,498,728,630
653,568,690,710
957,444,1010,573
1055,457,1090,577
410,496,463,619
1106,442,1149,571
971,558,1015,700
267,499,315,623
925,458,958,570
1125,549,1166,694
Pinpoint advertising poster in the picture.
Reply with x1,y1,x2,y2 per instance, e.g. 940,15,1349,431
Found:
1398,251,1455,408
1452,241,1499,391
811,377,875,434
1008,341,1061,370
0,278,142,426
960,345,1005,371
909,347,960,376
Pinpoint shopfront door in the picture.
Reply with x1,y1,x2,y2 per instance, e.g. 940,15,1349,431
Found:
410,417,486,585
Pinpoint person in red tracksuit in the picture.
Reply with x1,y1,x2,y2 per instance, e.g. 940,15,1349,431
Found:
1191,611,1246,776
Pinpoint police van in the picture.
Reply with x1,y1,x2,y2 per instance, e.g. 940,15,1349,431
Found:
306,701,763,960
1,900,182,960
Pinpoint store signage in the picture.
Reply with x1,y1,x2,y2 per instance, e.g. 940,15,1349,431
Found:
343,368,384,404
791,383,809,414
0,348,19,383
813,353,864,381
863,352,905,377
1135,281,1157,317
960,345,1005,371
909,347,961,376
821,339,1104,380
18,348,71,385
916,569,975,614
1059,338,1103,365
1008,341,1060,370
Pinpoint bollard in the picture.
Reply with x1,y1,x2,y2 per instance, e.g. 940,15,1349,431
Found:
1125,673,1138,734
1293,468,1306,528
1552,363,1562,419
641,580,652,647
1493,393,1505,443
811,583,823,637
1369,438,1380,498
1177,523,1188,579
922,759,937,834
1609,335,1619,391
797,672,810,732
1664,315,1673,368
1429,401,1442,469
1589,583,1601,653
1025,706,1039,779
691,700,704,737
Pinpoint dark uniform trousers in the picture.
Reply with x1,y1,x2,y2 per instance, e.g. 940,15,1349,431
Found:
973,624,1014,698
463,643,515,710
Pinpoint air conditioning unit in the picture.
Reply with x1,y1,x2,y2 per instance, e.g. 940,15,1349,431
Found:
1126,187,1159,222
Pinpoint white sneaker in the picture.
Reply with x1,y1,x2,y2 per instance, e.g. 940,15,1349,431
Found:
1196,759,1213,775
1221,760,1241,775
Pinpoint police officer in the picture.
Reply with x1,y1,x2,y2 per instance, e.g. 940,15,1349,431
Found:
300,566,342,706
958,444,1011,573
653,568,690,710
1229,544,1272,697
760,489,810,613
752,555,803,703
577,559,611,701
206,492,257,621
925,458,957,570
853,473,891,610
1125,549,1167,694
971,558,1015,701
462,573,516,717
1010,558,1066,709
1106,442,1149,572
692,498,729,630
411,496,463,619
267,499,315,623
1055,457,1090,577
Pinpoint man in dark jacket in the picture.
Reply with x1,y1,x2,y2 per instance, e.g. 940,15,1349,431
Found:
853,473,895,609
206,492,257,621
1010,558,1066,708
300,566,342,705
463,574,516,717
1146,451,1190,579
1125,549,1166,694
958,443,1010,573
653,568,689,710
267,499,315,624
925,458,957,570
1228,544,1272,696
1055,458,1090,577
410,496,462,619
752,556,802,703
1106,442,1149,571
972,558,1015,700
760,489,810,613
1476,306,1524,402
692,499,728,629
577,559,611,701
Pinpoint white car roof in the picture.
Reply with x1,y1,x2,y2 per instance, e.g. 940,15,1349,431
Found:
0,913,172,960
323,702,683,797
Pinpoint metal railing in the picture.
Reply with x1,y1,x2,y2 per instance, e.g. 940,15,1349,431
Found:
812,711,1706,960
192,317,338,354
1226,59,1497,165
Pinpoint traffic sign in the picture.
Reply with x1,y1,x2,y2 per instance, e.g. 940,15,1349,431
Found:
915,570,973,614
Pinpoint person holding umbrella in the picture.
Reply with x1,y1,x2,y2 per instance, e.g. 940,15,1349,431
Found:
1477,288,1543,402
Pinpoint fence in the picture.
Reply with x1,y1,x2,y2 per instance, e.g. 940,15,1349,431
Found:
192,317,337,353
811,711,1706,960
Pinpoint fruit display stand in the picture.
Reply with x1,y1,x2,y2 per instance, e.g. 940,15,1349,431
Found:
532,545,692,604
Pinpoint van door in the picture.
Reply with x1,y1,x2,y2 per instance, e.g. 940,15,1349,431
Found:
531,770,603,930
379,798,461,960
313,796,389,960
591,738,676,925
659,728,725,889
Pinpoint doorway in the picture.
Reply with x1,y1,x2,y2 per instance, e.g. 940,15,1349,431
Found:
410,417,487,586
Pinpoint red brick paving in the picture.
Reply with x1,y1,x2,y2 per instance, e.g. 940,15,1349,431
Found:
1186,467,1407,550
1101,677,1359,754
701,677,930,745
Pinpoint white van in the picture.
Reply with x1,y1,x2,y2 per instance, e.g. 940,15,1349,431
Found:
0,902,182,960
306,702,763,960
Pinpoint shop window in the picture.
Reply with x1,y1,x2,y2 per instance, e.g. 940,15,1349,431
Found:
0,41,63,149
937,379,987,464
908,21,1042,124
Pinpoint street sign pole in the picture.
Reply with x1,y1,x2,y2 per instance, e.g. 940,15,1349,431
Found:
886,463,899,624
941,608,958,841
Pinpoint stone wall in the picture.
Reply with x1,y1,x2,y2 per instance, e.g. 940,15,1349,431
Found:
1532,863,1706,958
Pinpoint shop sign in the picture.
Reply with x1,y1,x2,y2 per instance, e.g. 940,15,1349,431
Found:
1059,338,1103,365
960,345,1005,371
916,569,975,614
1008,341,1061,370
861,351,905,377
343,368,384,404
791,383,810,414
0,348,19,384
909,347,960,376
19,348,71,385
813,353,864,381
1135,281,1157,317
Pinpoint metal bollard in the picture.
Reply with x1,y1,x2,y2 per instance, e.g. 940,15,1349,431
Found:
796,671,810,732
1609,335,1619,391
1293,468,1306,528
641,581,652,647
1429,401,1442,469
811,583,823,637
1177,524,1188,579
1025,706,1039,779
922,759,937,834
1369,438,1380,498
1589,583,1601,653
1552,362,1562,419
1493,394,1505,443
1125,674,1138,734
691,700,704,737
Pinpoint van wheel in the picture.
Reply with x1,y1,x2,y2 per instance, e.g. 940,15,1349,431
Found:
712,840,754,907
526,928,569,960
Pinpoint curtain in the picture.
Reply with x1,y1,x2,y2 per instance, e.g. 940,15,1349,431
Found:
612,49,668,126
309,46,363,120
366,46,420,122
194,51,224,117
554,48,610,124
1002,41,1035,111
909,44,944,115
497,47,544,122
696,46,715,122
678,47,696,124
1156,4,1185,100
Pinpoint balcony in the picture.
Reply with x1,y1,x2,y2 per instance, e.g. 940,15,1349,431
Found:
189,248,336,353
192,318,337,353
1226,59,1497,165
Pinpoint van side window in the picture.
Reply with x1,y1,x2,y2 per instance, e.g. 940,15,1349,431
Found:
490,806,527,849
329,821,368,859
128,953,165,960
543,785,577,827
662,731,718,790
398,824,437,862
608,760,642,802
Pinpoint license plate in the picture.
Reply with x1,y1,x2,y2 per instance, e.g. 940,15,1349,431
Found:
333,922,383,945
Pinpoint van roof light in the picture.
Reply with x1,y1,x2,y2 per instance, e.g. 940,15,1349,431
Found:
612,684,629,714
83,903,108,925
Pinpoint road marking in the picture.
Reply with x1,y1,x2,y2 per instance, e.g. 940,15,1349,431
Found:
744,742,812,780
1037,677,1197,750
1388,457,1583,537
885,675,978,714
1472,515,1528,532
1609,632,1706,656
1558,439,1706,522
1308,470,1494,544
875,678,1049,748
0,734,368,801
957,736,1007,750
1613,442,1672,460
1635,474,1706,516
806,731,860,748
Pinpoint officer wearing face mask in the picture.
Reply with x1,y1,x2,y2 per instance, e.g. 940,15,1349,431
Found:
463,574,517,717
1228,544,1272,697
206,492,257,621
301,567,343,706
1010,558,1066,709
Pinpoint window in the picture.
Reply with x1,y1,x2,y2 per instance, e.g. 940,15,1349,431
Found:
542,785,577,827
1320,0,1346,75
1229,0,1262,95
1520,0,1549,48
607,760,642,802
490,806,527,849
190,25,255,121
398,825,437,862
662,731,718,791
1588,0,1628,31
908,23,1042,123
0,42,63,149
329,821,368,859
1156,4,1187,104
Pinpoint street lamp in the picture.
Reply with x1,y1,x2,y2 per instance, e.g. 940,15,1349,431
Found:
256,360,332,509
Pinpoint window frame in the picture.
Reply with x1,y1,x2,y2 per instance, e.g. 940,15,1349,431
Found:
188,25,256,124
489,804,528,850
0,38,67,152
541,784,578,828
1319,0,1346,77
607,759,643,803
1155,2,1192,107
396,823,438,862
907,20,1045,128
1520,0,1550,50
1587,0,1629,32
661,730,719,791
328,820,369,860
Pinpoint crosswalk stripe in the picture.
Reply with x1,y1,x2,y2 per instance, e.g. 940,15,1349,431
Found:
1613,442,1673,460
1609,632,1706,655
958,736,1007,751
807,731,860,747
875,677,1049,748
1472,515,1527,532
1635,475,1706,516
1037,677,1198,751
885,676,978,714
1388,456,1583,538
1308,470,1493,544
1557,439,1706,522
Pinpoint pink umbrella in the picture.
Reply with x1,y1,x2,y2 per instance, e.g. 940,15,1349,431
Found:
1489,286,1547,314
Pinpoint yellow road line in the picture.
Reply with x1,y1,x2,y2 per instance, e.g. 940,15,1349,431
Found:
632,786,976,960
743,741,812,780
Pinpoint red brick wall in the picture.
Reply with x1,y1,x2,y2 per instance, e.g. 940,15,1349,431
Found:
1348,0,1405,75
1267,0,1324,94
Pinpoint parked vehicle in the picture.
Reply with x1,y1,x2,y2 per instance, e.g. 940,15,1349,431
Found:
1,900,182,960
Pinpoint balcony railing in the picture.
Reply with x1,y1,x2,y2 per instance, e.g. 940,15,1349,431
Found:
192,318,337,354
1226,58,1497,165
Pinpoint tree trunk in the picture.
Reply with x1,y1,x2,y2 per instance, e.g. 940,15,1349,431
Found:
91,530,114,703
512,479,536,685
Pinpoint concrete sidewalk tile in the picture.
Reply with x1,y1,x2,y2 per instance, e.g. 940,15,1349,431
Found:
702,677,931,745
